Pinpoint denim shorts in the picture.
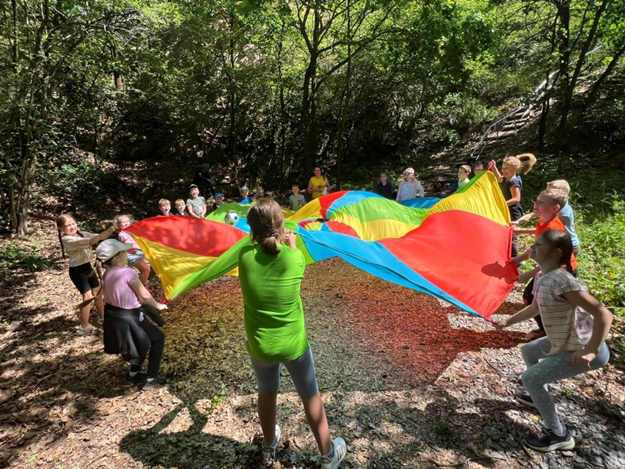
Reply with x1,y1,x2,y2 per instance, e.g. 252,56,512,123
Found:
249,348,319,397
127,250,147,268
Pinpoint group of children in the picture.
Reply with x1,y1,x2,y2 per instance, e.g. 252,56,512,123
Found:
54,154,614,460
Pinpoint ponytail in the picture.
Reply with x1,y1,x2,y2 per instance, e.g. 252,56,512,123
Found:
57,228,66,258
258,235,280,256
517,153,537,174
247,198,285,256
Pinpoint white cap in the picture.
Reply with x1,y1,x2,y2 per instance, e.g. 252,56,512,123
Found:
96,239,134,262
404,167,415,174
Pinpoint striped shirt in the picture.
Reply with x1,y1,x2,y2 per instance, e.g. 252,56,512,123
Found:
533,269,593,355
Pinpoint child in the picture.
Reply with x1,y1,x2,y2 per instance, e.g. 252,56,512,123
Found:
239,198,347,467
237,186,253,204
495,230,612,452
288,184,307,211
115,214,152,288
375,172,393,199
210,192,225,212
472,161,485,174
96,239,168,390
174,199,187,216
490,153,537,256
517,180,580,256
457,165,471,189
186,184,207,218
396,167,425,202
56,214,117,335
512,190,578,338
157,199,173,216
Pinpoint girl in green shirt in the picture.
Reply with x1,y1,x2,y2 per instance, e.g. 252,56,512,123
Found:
239,198,347,469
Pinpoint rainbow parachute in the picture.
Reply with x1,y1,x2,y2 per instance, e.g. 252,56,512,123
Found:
126,172,517,319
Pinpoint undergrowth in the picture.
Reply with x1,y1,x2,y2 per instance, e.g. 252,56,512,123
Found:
0,242,49,277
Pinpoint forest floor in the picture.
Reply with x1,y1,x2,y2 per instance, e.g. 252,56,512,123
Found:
1,219,625,469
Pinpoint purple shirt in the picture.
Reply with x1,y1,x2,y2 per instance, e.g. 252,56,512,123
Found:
118,230,140,251
103,267,141,309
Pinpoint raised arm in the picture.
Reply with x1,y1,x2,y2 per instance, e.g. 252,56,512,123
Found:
89,224,117,246
489,160,504,183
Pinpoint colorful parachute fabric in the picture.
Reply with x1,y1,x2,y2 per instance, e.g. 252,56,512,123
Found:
127,171,517,318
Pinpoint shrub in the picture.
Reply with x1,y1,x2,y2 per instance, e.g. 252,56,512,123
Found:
0,243,48,277
576,196,625,312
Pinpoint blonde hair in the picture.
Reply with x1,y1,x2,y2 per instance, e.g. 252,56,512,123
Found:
115,214,134,225
517,153,537,174
547,179,570,195
503,153,537,175
158,198,170,206
459,165,471,175
175,199,185,205
540,189,568,208
247,198,284,256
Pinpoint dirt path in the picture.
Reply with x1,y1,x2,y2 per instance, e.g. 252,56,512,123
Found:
1,234,624,468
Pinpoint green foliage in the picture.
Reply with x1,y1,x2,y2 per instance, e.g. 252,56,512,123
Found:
577,196,625,310
46,160,107,200
0,243,48,277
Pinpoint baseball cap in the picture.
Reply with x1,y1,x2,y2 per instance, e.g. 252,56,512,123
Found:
240,186,249,192
96,239,134,262
215,192,223,198
404,167,415,174
189,184,198,190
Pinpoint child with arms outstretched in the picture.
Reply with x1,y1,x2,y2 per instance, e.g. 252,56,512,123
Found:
515,180,580,256
115,214,151,287
57,214,117,335
490,153,536,256
495,230,612,452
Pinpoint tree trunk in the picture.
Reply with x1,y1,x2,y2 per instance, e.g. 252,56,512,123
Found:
111,46,124,90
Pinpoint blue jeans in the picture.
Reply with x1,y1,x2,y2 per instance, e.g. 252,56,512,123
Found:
521,337,609,433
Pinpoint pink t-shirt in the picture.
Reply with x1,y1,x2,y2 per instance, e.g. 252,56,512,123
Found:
118,230,140,252
103,266,141,310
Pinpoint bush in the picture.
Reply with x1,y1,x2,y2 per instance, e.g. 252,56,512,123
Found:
576,196,625,312
46,159,107,200
0,243,48,277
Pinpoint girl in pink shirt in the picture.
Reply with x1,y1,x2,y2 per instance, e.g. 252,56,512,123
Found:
115,214,151,287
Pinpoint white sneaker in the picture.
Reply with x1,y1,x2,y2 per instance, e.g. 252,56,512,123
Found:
320,438,347,469
262,424,281,461
77,324,96,336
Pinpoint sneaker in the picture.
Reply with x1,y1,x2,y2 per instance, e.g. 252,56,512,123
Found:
126,371,148,384
525,428,575,452
77,324,96,336
320,437,347,469
515,391,537,409
142,374,167,391
261,424,281,461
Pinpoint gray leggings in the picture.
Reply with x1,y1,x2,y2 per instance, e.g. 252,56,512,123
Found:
250,348,319,397
521,337,610,433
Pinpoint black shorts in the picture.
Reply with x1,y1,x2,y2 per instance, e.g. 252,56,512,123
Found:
69,263,100,294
